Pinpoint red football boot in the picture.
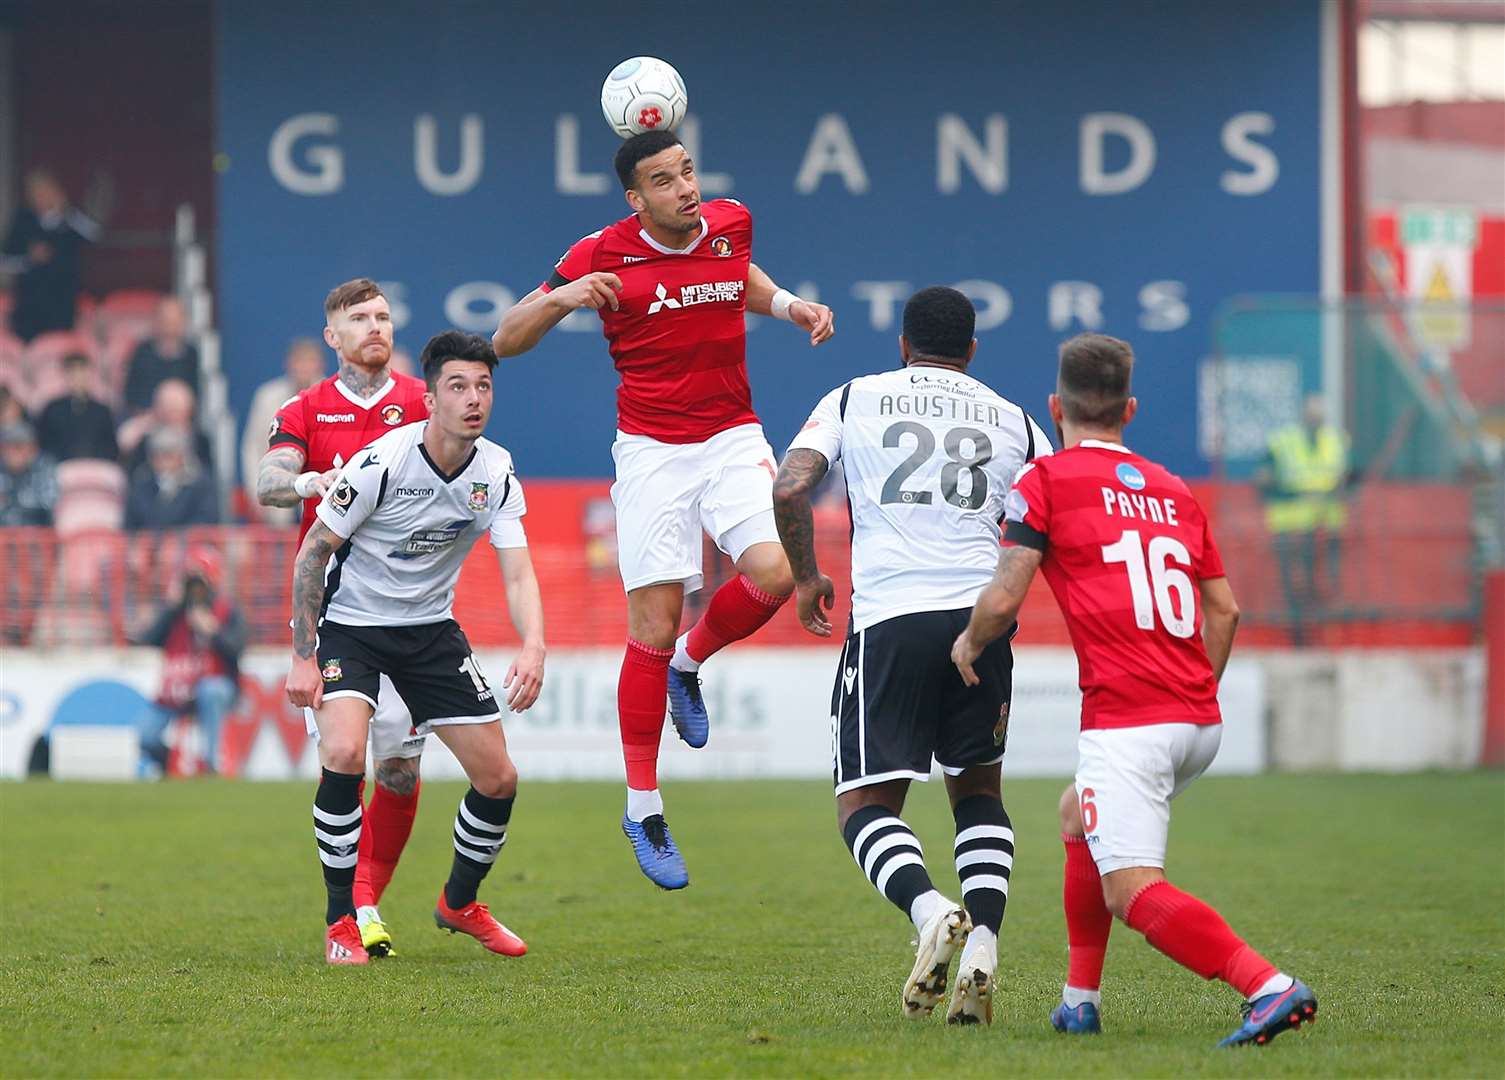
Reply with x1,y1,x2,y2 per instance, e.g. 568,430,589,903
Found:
434,891,528,956
325,914,370,965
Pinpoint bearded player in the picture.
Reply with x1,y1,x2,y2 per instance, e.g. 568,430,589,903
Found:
257,278,430,956
493,130,835,889
951,333,1317,1047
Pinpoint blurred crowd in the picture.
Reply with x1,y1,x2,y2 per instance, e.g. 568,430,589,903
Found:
0,168,428,534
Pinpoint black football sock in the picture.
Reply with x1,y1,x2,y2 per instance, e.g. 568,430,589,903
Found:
842,804,936,921
952,795,1014,935
313,768,364,925
444,787,513,909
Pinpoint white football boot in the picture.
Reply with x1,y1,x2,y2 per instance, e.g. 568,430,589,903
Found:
902,904,971,1019
947,927,997,1026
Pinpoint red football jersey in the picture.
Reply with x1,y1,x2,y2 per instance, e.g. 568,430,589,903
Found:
1003,440,1226,731
268,372,429,539
540,198,759,443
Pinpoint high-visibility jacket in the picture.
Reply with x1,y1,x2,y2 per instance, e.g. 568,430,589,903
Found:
1264,424,1348,533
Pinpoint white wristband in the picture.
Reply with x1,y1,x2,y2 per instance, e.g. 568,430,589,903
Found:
293,471,321,499
770,288,799,322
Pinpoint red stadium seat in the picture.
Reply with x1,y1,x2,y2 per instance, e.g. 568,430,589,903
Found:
54,459,127,536
92,289,164,343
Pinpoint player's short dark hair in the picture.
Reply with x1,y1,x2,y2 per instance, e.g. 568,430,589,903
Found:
419,330,497,390
1057,333,1134,427
323,278,384,318
901,286,976,363
614,130,684,190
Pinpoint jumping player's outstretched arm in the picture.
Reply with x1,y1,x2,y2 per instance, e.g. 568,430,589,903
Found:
495,545,546,712
747,263,835,346
772,448,835,636
1198,575,1240,682
491,275,624,359
285,518,342,709
952,545,1045,685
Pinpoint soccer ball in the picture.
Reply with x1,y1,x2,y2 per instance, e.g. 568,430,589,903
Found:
600,56,688,139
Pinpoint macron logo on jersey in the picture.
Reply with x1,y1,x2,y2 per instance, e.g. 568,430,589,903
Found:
647,280,745,314
317,412,356,423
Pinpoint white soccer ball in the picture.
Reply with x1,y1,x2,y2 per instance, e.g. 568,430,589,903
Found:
600,56,688,139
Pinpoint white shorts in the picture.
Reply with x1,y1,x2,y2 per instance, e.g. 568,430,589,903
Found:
611,423,780,594
305,672,427,761
1075,723,1222,875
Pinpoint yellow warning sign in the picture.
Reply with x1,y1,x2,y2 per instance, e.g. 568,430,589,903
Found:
1423,263,1454,302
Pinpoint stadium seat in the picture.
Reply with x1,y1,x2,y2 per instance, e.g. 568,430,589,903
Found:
54,459,128,536
33,530,123,647
92,289,164,343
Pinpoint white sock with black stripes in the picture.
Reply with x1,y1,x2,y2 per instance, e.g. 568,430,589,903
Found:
444,787,513,909
313,767,363,925
842,805,942,930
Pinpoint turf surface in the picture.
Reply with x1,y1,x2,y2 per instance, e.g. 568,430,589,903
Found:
1,772,1501,1076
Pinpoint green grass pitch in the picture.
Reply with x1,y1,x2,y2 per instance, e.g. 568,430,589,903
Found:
1,772,1501,1077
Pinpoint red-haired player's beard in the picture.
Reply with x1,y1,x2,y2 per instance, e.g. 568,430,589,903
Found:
343,337,391,371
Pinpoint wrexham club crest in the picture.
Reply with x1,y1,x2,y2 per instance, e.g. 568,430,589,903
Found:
321,659,342,682
468,482,489,511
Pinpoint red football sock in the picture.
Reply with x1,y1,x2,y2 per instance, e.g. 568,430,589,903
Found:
352,779,421,908
684,574,788,664
1124,880,1279,998
619,638,672,790
1063,835,1112,990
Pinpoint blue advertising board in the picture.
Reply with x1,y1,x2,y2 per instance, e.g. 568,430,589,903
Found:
217,0,1325,477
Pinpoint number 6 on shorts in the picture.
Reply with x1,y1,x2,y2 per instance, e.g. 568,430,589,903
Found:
1080,787,1099,834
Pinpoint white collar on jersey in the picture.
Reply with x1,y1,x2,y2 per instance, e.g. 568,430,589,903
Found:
332,373,399,409
638,217,708,255
1080,438,1132,454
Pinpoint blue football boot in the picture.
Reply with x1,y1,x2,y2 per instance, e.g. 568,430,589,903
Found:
621,812,689,890
666,666,709,748
1050,999,1103,1034
1218,980,1317,1047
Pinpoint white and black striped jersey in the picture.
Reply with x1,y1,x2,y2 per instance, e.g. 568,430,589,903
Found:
313,422,527,627
787,366,1050,633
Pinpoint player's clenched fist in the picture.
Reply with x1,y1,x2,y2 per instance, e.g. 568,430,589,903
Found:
548,272,623,312
790,299,835,346
286,655,324,710
503,644,546,712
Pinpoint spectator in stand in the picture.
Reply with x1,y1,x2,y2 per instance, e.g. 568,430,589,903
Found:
0,420,58,526
132,548,246,777
0,169,101,342
123,297,200,414
1257,392,1353,643
118,378,212,476
239,337,325,523
36,352,119,462
0,383,29,427
124,427,218,530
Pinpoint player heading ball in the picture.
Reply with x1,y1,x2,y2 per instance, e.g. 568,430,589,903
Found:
493,128,835,890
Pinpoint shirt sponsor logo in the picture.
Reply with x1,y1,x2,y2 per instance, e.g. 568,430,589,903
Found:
381,404,405,426
468,482,489,511
388,519,471,559
329,479,355,515
317,412,357,423
1115,462,1146,490
646,279,745,314
393,486,434,497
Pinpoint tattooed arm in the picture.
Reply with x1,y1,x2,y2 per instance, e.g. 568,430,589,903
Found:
952,545,1044,686
772,448,835,637
257,445,334,509
285,519,342,709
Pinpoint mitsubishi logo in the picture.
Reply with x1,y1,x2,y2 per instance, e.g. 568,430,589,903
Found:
646,282,682,315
